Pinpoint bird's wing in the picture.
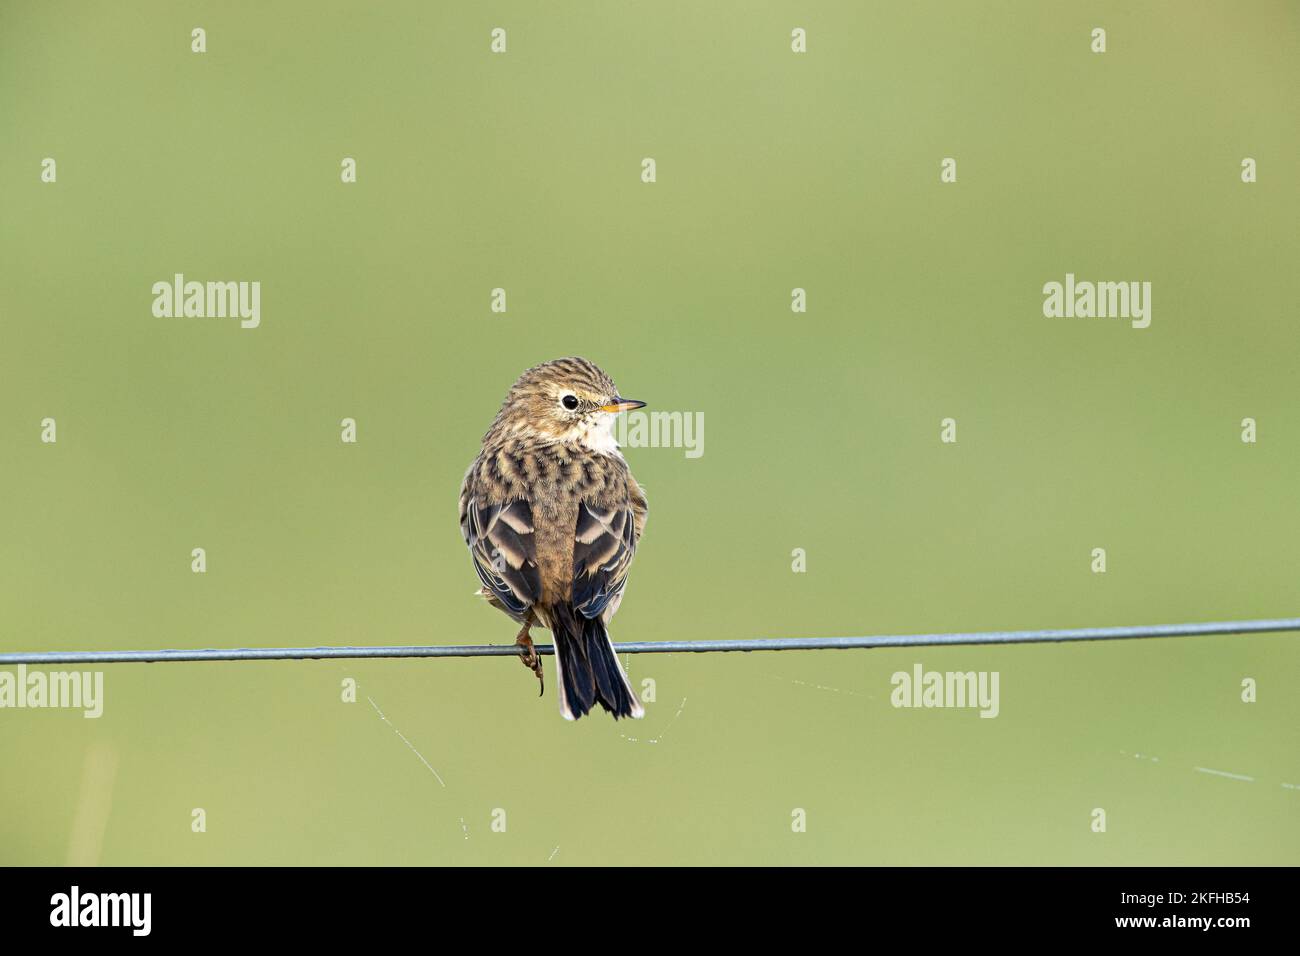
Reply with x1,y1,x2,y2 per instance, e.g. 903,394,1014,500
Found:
572,498,640,622
459,492,541,617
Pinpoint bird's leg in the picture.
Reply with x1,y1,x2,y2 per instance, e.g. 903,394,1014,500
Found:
515,613,544,696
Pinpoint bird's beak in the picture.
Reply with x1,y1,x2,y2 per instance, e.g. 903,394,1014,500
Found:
600,397,646,413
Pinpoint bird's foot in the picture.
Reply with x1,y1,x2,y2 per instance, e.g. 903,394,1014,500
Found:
515,627,544,697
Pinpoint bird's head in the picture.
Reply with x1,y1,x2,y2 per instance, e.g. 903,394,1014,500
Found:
489,357,645,452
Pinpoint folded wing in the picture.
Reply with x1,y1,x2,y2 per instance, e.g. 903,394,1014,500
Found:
571,499,639,623
460,494,541,617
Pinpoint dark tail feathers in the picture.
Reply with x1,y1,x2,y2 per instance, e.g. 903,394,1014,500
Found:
548,603,643,721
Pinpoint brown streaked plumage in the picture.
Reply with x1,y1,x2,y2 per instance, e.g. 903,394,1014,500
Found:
459,357,648,720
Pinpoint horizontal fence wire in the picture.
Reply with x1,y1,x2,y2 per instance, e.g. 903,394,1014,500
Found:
0,618,1296,666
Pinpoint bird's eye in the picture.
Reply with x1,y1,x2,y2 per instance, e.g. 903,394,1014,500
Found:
561,394,579,410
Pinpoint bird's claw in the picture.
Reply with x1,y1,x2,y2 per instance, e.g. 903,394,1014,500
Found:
516,629,545,697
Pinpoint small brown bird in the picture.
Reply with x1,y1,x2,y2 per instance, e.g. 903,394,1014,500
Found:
459,357,648,720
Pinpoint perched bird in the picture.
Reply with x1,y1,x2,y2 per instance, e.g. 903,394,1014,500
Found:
459,357,649,720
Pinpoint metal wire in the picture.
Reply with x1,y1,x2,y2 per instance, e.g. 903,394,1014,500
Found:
0,618,1296,666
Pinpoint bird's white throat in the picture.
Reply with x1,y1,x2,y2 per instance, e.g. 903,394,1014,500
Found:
574,414,622,456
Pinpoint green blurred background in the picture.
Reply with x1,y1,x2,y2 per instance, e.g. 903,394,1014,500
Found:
2,1,1298,865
